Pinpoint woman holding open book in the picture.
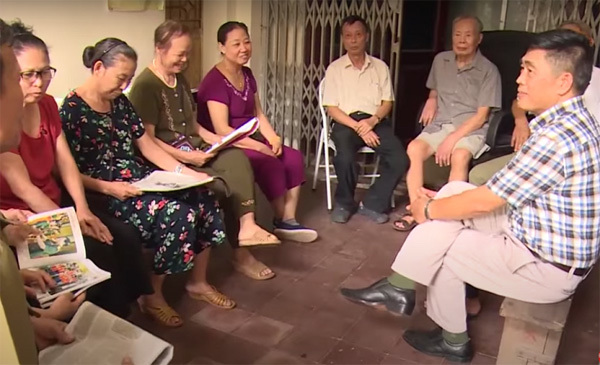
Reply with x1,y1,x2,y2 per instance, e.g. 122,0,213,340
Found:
60,37,230,328
197,21,318,244
129,20,280,283
0,21,152,319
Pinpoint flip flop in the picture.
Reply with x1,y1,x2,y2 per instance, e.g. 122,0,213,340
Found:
233,260,276,281
139,303,183,327
392,214,417,232
239,231,281,247
187,286,236,309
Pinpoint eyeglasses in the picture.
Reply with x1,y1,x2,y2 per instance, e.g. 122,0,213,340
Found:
20,67,57,82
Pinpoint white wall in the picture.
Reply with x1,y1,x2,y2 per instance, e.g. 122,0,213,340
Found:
0,0,164,98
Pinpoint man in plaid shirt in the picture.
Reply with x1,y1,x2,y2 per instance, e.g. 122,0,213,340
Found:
339,30,598,362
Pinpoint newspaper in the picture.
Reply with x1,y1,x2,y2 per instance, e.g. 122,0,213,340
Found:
131,170,214,192
38,302,174,365
16,207,111,308
204,117,260,154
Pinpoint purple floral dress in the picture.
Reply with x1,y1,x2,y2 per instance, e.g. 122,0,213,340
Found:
60,92,225,275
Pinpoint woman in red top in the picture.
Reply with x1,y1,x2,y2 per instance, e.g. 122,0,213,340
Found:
0,21,153,318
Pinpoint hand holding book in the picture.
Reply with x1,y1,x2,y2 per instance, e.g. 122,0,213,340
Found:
16,208,111,308
185,149,216,167
102,181,143,201
204,117,260,154
20,268,56,297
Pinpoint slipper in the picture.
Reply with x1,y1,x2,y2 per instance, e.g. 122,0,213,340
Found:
233,260,276,281
139,303,183,327
188,286,236,309
393,214,417,232
239,231,281,247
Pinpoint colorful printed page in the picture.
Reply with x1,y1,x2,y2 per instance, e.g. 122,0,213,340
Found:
204,117,260,154
36,259,111,307
131,170,214,192
17,207,85,269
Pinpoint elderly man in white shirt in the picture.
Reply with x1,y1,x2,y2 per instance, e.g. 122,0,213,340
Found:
323,15,408,224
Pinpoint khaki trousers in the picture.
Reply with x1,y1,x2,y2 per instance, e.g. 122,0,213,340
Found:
468,153,515,186
391,181,582,333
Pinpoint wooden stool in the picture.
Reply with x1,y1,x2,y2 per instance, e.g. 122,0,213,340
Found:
496,297,572,365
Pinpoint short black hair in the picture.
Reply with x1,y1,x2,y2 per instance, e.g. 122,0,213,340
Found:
217,21,249,45
82,37,137,70
341,15,370,35
8,19,48,58
0,18,14,95
528,29,593,95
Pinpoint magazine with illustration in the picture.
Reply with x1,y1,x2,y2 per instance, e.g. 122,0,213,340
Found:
16,207,111,308
38,302,174,365
204,117,260,154
131,170,215,192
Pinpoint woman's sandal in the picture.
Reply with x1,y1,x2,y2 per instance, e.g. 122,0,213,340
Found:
233,260,276,281
239,231,281,247
188,286,236,309
139,303,183,327
392,214,418,232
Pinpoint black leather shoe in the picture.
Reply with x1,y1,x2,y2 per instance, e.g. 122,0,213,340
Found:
339,278,415,315
402,328,474,363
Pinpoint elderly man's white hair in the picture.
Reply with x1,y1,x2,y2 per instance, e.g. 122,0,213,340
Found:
452,15,484,34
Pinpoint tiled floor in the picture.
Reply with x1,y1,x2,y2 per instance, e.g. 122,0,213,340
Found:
129,183,599,365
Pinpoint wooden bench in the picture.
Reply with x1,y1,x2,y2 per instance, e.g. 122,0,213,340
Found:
496,297,573,365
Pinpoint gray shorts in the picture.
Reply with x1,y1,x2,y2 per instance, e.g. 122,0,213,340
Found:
416,124,488,158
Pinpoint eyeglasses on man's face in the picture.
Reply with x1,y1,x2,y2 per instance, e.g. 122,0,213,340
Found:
19,67,57,82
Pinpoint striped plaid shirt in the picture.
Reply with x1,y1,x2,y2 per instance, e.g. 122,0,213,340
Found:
487,96,600,269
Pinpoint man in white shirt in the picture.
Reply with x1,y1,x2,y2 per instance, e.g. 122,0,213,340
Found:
323,15,408,224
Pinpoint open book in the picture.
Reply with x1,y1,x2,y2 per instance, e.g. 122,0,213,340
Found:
38,302,174,365
204,117,260,154
16,207,111,308
131,170,214,192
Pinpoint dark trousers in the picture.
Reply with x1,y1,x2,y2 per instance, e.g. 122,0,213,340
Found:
331,115,408,213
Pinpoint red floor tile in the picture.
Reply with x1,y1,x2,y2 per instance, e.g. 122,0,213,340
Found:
254,349,315,364
276,328,340,363
320,341,385,364
190,306,253,333
231,315,294,347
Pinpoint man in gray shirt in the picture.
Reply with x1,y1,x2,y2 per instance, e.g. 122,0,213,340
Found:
394,15,501,232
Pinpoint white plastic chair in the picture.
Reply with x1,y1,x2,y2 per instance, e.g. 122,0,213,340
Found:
312,79,394,210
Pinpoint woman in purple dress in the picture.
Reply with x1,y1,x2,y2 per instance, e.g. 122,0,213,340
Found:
197,21,317,243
